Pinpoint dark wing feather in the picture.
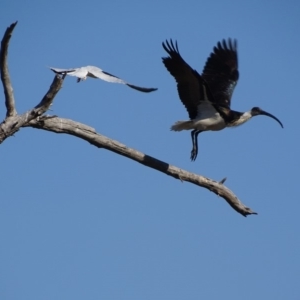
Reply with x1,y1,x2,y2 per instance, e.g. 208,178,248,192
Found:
202,39,239,108
162,40,211,120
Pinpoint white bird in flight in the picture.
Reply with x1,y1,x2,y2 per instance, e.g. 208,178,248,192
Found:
49,65,157,93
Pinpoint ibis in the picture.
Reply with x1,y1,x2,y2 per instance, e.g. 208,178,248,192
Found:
162,39,283,161
50,65,157,93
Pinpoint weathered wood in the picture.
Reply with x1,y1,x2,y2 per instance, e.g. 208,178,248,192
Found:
0,21,18,117
28,116,257,216
0,75,63,143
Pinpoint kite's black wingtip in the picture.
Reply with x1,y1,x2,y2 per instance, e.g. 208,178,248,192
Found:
127,84,158,93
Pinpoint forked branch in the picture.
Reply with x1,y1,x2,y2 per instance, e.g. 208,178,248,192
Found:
0,74,63,143
0,22,257,217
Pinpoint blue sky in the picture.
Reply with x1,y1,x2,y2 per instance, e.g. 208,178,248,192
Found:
1,0,299,299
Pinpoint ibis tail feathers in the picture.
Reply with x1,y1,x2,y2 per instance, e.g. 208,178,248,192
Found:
171,121,194,131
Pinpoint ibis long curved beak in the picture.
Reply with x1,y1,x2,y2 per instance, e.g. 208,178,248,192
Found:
259,110,284,128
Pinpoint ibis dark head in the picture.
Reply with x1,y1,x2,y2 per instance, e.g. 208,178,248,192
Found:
250,107,283,128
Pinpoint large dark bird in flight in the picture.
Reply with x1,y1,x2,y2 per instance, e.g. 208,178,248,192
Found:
162,39,283,161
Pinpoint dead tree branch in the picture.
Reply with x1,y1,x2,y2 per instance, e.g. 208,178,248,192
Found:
0,75,63,143
0,21,17,117
0,21,63,143
0,21,257,217
27,116,257,216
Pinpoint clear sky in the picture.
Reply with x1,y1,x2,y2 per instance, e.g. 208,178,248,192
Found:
1,0,299,299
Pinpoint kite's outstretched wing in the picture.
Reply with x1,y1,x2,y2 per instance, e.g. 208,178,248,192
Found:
49,65,157,93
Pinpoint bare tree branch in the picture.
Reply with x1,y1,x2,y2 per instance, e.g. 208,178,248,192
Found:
0,21,257,217
0,21,18,117
35,73,66,110
27,116,257,217
0,75,64,143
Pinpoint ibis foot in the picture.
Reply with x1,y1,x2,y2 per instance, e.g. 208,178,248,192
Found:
190,148,198,161
190,129,201,162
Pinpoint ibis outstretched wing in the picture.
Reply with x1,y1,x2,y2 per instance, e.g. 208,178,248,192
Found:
162,39,213,120
202,39,239,108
